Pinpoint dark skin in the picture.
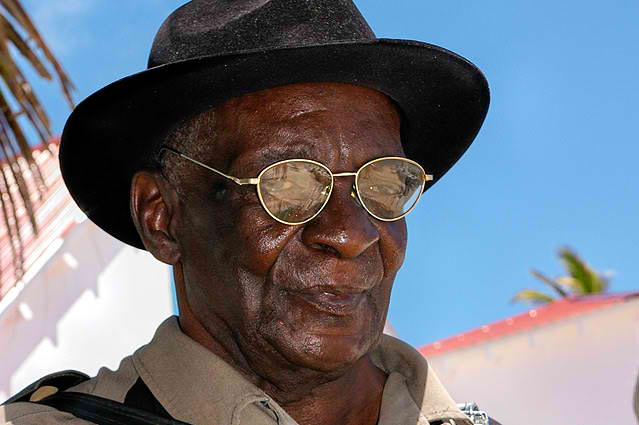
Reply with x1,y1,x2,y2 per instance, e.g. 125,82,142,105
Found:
130,82,408,425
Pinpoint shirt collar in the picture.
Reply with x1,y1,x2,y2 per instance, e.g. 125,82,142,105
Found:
133,317,470,425
372,335,473,424
132,317,296,424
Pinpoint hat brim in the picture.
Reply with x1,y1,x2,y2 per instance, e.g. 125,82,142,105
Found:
60,39,489,249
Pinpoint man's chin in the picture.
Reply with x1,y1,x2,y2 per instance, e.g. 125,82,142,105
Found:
262,318,382,374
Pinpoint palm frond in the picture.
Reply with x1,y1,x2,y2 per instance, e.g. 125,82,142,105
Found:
0,0,75,107
530,269,569,298
558,248,608,294
514,248,610,305
0,157,23,280
0,119,37,231
0,0,74,282
511,289,556,305
0,13,51,79
0,15,55,147
555,276,584,294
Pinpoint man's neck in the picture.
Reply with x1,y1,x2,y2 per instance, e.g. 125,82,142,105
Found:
177,308,387,425
278,356,387,425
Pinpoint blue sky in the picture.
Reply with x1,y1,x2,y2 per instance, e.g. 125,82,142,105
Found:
19,0,639,347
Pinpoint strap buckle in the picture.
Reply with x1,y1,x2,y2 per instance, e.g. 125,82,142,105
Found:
457,402,490,425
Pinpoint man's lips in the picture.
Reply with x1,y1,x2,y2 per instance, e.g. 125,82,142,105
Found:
288,287,368,316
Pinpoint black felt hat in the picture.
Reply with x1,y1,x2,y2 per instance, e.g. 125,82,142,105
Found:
59,0,490,249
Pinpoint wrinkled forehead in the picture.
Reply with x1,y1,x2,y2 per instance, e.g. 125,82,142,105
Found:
218,82,400,123
210,82,403,168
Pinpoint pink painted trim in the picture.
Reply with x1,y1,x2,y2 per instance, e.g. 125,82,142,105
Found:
419,292,639,358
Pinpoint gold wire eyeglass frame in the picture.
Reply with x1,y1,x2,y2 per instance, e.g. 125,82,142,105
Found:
160,147,433,225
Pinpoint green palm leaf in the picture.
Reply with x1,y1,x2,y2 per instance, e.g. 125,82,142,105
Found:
529,269,569,298
513,247,610,306
558,248,609,294
511,289,556,305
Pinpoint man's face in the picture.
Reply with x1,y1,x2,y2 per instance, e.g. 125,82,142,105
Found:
172,82,407,377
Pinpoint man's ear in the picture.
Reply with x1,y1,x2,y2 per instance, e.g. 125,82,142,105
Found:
130,170,180,264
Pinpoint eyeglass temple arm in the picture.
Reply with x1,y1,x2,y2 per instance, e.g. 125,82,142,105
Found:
160,147,259,185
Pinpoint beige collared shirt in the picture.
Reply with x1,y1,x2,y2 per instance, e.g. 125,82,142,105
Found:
1,317,471,425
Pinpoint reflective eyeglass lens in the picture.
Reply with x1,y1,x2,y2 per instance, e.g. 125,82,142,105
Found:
259,161,332,224
357,158,424,220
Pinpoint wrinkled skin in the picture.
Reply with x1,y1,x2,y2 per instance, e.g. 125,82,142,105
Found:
131,83,408,425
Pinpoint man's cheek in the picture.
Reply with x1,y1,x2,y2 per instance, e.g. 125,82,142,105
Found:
235,204,298,273
378,221,407,277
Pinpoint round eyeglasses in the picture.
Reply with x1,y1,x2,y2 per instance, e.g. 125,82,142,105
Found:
161,147,433,225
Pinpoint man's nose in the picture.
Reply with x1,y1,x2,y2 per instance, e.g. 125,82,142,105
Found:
301,180,379,258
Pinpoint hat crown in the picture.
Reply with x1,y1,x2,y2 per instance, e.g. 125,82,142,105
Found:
148,0,376,68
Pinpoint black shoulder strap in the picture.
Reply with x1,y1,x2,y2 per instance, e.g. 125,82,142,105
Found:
2,370,191,425
2,370,90,405
124,377,174,419
37,392,191,425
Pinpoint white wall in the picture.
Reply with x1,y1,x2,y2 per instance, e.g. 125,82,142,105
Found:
0,220,173,401
428,299,639,425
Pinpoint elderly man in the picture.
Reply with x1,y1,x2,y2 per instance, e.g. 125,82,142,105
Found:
1,1,491,424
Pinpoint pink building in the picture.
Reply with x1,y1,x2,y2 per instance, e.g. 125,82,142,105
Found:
420,293,639,424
